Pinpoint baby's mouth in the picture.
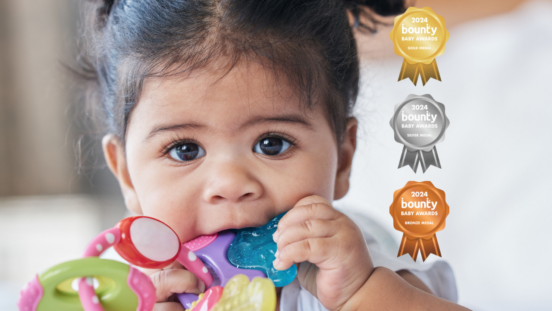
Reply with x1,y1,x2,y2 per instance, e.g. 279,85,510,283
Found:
182,210,283,250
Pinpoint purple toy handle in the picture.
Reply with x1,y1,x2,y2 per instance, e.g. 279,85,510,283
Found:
177,231,265,309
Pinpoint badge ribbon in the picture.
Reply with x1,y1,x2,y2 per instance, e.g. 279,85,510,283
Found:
390,94,449,173
389,7,449,86
390,181,449,262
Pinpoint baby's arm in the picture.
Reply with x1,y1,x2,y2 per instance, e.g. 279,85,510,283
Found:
273,195,470,311
342,267,470,311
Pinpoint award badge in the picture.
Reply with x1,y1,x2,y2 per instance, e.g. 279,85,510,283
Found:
390,181,449,262
390,94,449,173
389,7,449,85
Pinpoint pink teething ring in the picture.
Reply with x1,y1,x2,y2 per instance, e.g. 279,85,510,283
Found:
17,275,43,311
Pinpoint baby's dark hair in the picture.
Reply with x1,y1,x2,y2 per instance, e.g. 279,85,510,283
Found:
75,0,405,152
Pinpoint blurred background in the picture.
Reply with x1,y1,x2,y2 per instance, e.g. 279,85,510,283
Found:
0,0,126,308
0,0,551,310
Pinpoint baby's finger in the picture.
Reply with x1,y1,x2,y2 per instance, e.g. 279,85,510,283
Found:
294,195,331,208
151,269,205,302
273,238,334,270
276,219,338,250
142,260,184,277
153,302,186,311
276,197,338,236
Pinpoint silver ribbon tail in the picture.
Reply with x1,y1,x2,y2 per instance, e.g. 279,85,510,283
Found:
398,146,441,173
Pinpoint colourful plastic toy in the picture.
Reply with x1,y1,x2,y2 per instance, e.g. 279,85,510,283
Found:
19,214,291,311
17,257,155,311
177,213,297,308
80,216,213,286
185,286,224,311
228,213,297,287
19,216,212,311
211,274,276,311
78,216,213,311
176,230,267,308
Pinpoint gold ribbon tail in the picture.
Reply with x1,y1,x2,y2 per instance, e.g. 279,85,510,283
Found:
398,234,420,261
419,59,441,85
419,234,442,261
398,59,420,86
399,59,442,86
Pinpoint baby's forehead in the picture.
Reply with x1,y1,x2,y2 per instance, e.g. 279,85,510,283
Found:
143,61,299,103
130,62,324,135
144,63,304,109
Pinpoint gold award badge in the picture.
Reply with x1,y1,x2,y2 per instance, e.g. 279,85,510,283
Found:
390,181,449,261
389,7,449,86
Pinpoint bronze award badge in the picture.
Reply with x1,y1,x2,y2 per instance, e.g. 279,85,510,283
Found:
390,94,449,173
389,7,449,86
390,181,449,262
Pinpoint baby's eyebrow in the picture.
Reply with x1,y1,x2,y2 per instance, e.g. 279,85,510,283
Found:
145,123,205,141
240,114,313,130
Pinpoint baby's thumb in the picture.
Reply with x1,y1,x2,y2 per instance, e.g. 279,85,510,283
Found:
150,269,205,302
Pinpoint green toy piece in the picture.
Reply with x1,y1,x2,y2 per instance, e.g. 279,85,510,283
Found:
37,257,138,311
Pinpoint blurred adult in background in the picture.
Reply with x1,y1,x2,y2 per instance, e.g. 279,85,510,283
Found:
339,0,552,310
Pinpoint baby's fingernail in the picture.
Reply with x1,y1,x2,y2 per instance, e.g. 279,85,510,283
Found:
273,258,281,269
274,250,279,258
199,280,205,292
273,231,279,242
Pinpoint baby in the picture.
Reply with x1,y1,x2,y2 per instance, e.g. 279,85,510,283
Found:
76,0,469,310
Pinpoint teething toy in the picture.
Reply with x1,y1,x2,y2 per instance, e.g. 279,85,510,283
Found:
77,216,213,311
185,286,224,311
228,213,297,287
185,275,276,311
211,274,276,311
177,231,266,308
177,213,297,308
19,214,292,311
18,257,155,311
19,216,214,311
81,216,213,286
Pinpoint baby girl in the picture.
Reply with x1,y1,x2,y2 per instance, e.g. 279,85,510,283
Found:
75,0,469,310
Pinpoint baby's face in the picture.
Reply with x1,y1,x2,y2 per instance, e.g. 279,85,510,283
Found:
107,61,354,243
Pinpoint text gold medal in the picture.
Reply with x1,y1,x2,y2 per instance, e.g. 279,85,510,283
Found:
389,7,450,86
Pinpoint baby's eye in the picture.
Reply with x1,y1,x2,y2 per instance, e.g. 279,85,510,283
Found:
169,143,205,162
254,137,291,156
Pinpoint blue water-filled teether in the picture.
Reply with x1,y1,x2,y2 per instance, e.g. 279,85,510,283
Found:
227,213,297,287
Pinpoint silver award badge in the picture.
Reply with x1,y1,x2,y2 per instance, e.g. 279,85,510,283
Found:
390,94,450,173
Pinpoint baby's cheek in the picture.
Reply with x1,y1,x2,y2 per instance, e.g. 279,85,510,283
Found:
276,151,336,203
138,185,200,242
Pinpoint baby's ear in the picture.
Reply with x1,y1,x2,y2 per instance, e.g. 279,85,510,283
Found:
334,117,358,200
102,134,143,214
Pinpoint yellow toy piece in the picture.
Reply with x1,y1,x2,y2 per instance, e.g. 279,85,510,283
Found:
212,275,276,311
185,293,205,311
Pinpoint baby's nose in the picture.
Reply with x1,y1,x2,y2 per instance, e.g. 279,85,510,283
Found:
202,160,263,204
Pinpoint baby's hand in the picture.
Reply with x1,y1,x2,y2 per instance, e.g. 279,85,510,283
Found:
143,261,205,311
273,195,373,311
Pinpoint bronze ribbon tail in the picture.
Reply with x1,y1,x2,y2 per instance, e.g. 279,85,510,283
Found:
398,59,441,86
398,234,441,262
398,146,441,173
